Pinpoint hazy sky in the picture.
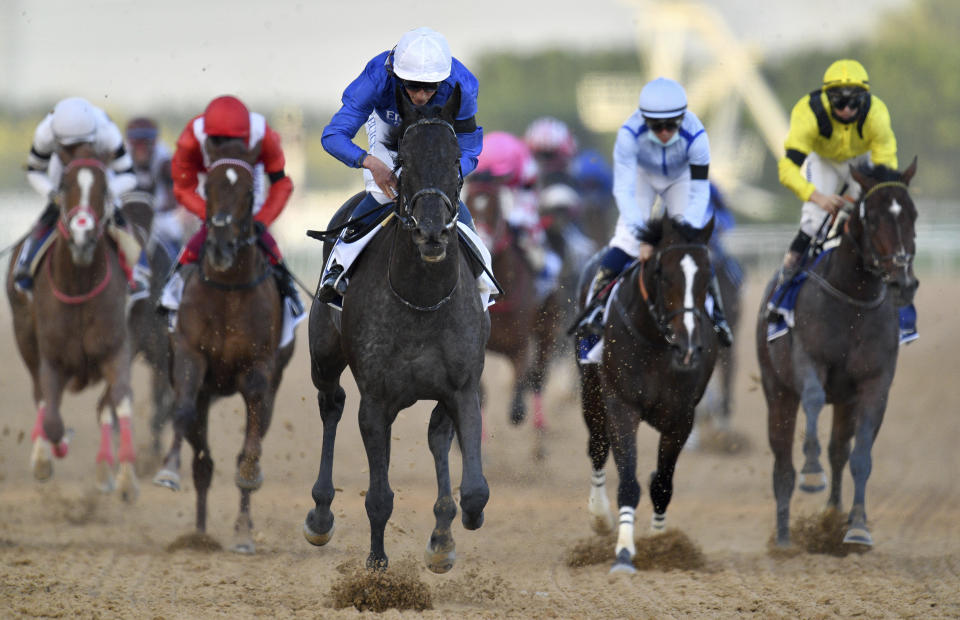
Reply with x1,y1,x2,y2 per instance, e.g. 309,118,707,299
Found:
1,0,909,113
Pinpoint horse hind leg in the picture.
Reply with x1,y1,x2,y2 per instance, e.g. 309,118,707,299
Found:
768,392,801,547
424,404,457,574
94,403,116,494
581,365,613,534
607,405,641,574
303,382,346,547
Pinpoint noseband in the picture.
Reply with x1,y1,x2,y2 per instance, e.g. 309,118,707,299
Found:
637,243,710,347
853,181,914,281
394,118,462,231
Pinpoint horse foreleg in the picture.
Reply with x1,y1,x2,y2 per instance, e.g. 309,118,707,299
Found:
425,404,457,574
183,394,213,533
100,347,138,502
767,392,801,547
648,412,695,534
580,365,613,534
236,365,275,491
157,344,205,492
844,392,889,548
358,397,395,570
303,382,346,547
507,347,531,426
94,404,116,494
606,400,640,574
32,361,70,481
451,388,489,532
798,368,827,493
827,401,856,510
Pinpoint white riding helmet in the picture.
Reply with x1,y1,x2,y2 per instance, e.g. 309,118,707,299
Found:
393,27,452,83
638,77,687,119
51,97,98,145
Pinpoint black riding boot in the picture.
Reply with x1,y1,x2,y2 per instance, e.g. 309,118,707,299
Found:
316,262,346,303
707,273,734,347
275,266,304,315
779,230,812,285
578,266,618,336
13,203,59,292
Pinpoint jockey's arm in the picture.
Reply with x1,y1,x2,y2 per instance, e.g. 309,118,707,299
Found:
455,119,482,177
253,125,294,228
684,130,712,229
104,123,137,198
865,96,898,170
778,98,820,202
26,117,57,200
321,61,380,169
611,124,644,229
170,124,208,220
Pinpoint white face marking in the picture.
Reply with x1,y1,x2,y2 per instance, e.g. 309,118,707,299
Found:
70,168,96,241
889,199,902,217
226,168,238,185
680,254,698,339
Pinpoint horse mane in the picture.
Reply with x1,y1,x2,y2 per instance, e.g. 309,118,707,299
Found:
643,216,704,246
855,162,901,183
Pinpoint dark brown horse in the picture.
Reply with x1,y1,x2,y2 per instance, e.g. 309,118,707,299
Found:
155,139,293,554
466,177,559,440
304,85,489,572
6,147,138,500
118,192,175,456
577,216,717,573
757,160,919,548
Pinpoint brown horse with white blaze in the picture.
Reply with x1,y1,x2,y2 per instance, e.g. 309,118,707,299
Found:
6,146,138,500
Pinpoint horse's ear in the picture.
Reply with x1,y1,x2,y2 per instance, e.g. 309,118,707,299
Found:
247,140,263,166
396,82,417,122
700,216,715,244
850,165,874,195
441,83,462,124
901,156,918,186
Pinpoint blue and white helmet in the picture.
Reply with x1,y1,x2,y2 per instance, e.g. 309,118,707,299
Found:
393,27,452,83
638,77,687,119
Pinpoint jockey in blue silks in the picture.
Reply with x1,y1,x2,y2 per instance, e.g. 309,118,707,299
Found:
576,77,733,351
317,26,494,305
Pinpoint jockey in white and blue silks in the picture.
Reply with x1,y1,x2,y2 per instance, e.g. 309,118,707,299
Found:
577,77,733,352
317,26,495,306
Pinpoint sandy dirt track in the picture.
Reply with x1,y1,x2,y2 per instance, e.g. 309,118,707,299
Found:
1,273,958,619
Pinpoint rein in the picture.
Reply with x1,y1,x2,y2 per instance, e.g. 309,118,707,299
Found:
45,254,113,304
386,221,458,312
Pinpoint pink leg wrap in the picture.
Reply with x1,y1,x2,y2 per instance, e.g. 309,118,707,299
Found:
96,422,114,465
117,417,135,463
532,393,545,430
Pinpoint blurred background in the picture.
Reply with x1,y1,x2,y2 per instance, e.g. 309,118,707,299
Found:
2,0,957,278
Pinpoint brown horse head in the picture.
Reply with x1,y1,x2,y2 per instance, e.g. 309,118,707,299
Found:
642,216,715,368
57,145,109,267
203,138,261,271
849,157,919,306
465,174,508,252
394,84,463,263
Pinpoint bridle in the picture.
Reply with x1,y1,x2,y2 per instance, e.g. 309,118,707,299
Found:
850,180,914,282
205,157,258,250
635,242,711,348
393,118,462,232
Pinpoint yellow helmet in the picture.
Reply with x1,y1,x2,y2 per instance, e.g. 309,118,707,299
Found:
823,59,870,91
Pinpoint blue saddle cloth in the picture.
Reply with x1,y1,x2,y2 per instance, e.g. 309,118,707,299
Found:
766,249,918,345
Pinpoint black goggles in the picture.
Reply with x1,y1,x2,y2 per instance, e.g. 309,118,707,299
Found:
827,88,865,110
644,116,682,132
403,80,440,93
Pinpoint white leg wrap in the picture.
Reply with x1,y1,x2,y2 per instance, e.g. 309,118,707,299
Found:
116,397,132,419
588,469,614,533
651,511,667,532
615,506,636,557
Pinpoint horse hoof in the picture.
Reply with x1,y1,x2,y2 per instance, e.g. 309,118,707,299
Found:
152,469,181,492
424,542,456,574
609,549,636,574
303,518,335,547
843,526,874,547
117,463,139,503
235,466,263,491
462,510,484,531
31,439,53,482
230,541,256,555
95,461,116,493
799,471,827,493
590,514,615,536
